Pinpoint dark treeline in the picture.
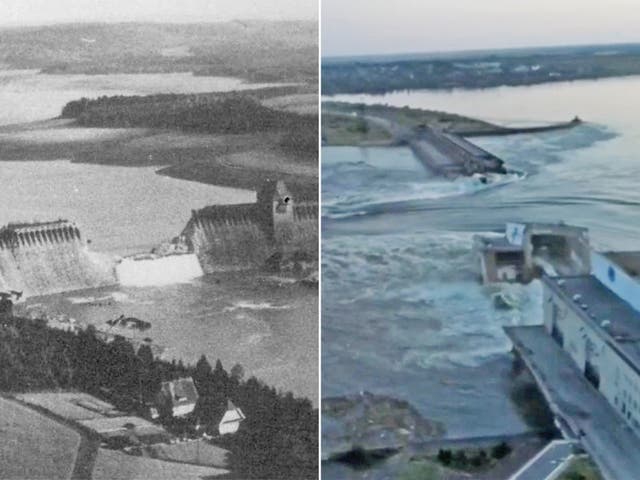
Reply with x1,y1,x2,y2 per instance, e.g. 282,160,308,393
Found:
0,316,317,479
322,46,640,95
61,93,318,160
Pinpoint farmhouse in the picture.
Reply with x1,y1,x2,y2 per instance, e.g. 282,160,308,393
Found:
218,400,246,435
156,377,199,418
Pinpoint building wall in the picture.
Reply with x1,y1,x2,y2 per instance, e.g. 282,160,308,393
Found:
543,283,640,435
184,212,273,273
183,182,318,272
592,252,640,313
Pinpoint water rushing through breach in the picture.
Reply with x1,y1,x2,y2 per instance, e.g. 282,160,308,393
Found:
322,75,640,438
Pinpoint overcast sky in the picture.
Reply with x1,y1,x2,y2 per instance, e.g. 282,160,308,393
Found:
0,0,317,25
323,0,640,57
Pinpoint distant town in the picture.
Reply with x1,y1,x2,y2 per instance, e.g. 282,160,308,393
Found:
322,43,640,94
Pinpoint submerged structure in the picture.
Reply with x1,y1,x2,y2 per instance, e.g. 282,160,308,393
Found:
183,179,318,272
0,220,116,297
474,222,591,283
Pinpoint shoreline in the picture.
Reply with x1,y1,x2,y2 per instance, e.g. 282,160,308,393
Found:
322,101,582,148
0,118,317,191
322,71,640,96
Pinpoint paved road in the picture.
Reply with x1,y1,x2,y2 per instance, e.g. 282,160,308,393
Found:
506,326,640,480
510,440,576,480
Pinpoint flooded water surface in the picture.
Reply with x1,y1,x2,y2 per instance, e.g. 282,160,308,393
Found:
322,76,640,437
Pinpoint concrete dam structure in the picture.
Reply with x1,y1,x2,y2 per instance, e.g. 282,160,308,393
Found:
182,180,318,273
0,220,116,297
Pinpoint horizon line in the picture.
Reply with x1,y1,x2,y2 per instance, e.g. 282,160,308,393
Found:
322,40,640,62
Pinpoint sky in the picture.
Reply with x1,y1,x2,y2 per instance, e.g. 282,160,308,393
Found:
0,0,317,26
323,0,640,57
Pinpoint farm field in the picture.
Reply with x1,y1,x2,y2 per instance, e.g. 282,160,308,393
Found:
92,448,229,480
0,397,81,479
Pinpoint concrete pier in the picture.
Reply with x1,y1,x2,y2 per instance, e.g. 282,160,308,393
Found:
406,126,506,177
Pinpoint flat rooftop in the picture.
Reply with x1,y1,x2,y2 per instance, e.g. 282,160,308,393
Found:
543,274,640,373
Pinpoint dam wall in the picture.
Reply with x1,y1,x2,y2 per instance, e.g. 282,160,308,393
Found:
183,205,273,273
182,180,318,272
286,202,318,255
0,221,116,297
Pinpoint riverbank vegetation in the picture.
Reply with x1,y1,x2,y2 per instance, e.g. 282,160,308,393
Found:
322,101,499,146
0,85,318,191
0,315,317,479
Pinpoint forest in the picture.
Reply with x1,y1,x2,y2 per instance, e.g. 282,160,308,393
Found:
61,92,318,160
0,315,318,479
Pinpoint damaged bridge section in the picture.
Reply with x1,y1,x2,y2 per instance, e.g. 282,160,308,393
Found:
404,126,507,177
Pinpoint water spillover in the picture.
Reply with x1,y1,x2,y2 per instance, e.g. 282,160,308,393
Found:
322,76,640,444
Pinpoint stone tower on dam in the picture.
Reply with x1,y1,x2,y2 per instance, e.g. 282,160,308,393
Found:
0,220,116,297
182,180,318,273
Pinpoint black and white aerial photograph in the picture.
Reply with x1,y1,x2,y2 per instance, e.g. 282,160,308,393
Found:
0,0,318,478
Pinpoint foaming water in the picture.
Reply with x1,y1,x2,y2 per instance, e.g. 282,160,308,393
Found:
322,146,526,219
21,273,317,403
116,254,204,287
323,76,640,438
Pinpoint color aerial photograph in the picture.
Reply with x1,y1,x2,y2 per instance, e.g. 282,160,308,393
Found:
321,1,640,479
0,0,318,479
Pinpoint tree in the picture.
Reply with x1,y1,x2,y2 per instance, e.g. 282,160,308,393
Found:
230,363,245,382
437,449,452,465
491,442,512,460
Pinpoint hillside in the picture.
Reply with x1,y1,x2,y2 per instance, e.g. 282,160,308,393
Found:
0,21,318,83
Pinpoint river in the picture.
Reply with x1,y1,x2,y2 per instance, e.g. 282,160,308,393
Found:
0,69,317,403
322,76,640,439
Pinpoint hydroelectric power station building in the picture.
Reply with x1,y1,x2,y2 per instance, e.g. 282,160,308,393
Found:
542,251,640,433
505,245,640,478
